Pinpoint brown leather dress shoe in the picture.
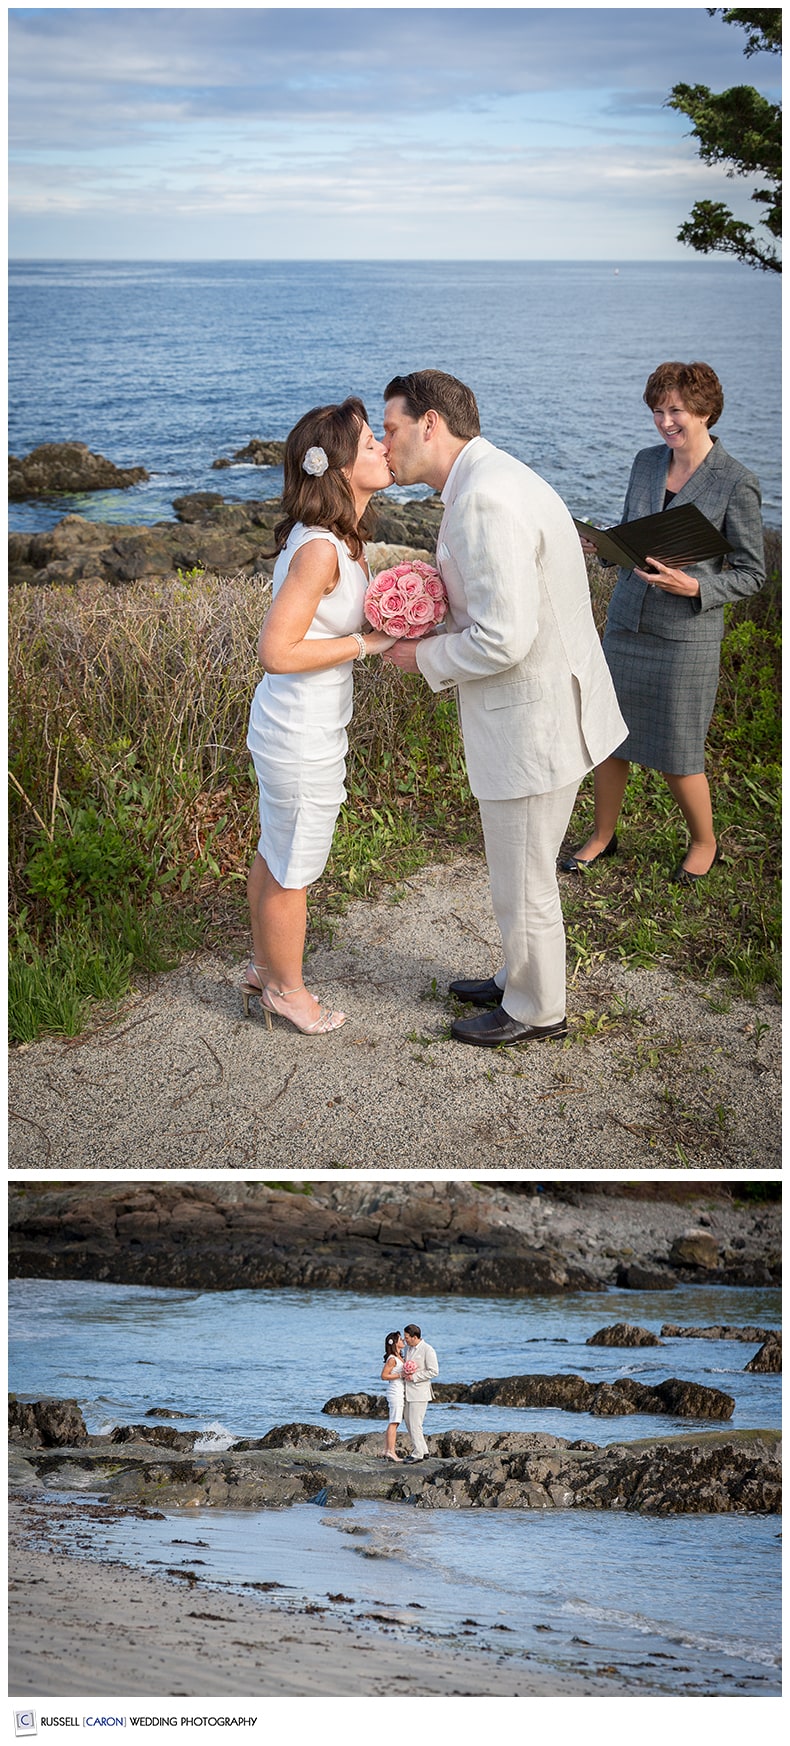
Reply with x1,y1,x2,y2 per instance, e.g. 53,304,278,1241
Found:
450,1007,568,1048
447,975,503,1006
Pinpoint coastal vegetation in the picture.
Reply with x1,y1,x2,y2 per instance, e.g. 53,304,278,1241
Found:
8,533,781,1042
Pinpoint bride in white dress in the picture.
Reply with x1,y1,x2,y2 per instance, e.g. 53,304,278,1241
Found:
243,398,394,1035
381,1331,405,1461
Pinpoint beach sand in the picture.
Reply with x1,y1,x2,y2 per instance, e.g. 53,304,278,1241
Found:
8,1500,607,1699
8,857,780,1169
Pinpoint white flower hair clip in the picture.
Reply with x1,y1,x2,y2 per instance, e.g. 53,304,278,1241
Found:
303,446,329,477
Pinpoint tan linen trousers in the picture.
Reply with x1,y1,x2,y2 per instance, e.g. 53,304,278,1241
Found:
403,1398,430,1458
478,779,579,1027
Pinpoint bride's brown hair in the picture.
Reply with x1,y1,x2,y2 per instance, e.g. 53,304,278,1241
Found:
274,396,379,562
383,1331,402,1359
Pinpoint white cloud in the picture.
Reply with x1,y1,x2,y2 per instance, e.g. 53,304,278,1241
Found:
8,6,780,257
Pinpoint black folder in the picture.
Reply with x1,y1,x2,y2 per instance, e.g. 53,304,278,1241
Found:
574,503,733,570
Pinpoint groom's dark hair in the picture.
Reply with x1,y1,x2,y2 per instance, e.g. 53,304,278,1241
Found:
404,1323,421,1338
384,370,480,439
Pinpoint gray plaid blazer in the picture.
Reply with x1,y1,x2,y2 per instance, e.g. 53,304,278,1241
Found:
606,437,765,644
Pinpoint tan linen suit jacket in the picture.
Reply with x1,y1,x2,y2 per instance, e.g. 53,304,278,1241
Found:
415,437,627,800
403,1341,439,1402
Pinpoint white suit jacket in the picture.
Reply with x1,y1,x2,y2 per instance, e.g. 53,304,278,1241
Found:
415,437,627,800
404,1340,439,1402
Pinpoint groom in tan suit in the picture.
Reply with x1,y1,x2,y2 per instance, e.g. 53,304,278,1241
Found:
382,370,626,1046
402,1323,439,1461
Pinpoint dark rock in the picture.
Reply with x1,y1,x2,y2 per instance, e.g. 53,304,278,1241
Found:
109,1424,198,1450
587,1323,662,1347
323,1393,387,1420
745,1334,781,1374
256,1422,342,1450
9,1396,88,1447
212,439,286,469
9,442,149,500
716,1260,778,1287
172,493,227,521
325,1373,735,1420
650,1378,735,1419
661,1324,776,1342
617,1264,676,1291
368,495,444,547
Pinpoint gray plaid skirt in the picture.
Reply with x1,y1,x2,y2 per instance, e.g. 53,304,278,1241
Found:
603,626,720,775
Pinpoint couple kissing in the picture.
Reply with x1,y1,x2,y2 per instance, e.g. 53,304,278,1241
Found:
381,1323,439,1462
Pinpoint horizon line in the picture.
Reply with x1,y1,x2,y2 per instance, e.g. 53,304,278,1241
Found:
8,255,760,267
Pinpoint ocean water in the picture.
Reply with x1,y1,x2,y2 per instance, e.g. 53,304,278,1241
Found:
8,259,781,534
9,1276,781,1695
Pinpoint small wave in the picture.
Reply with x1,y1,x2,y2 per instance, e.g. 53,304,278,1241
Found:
193,1421,238,1452
564,1599,779,1667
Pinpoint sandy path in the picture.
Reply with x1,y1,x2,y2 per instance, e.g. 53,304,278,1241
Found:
8,858,780,1170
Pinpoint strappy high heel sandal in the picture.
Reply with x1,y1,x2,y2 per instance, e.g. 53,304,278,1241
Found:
240,964,271,1024
260,983,346,1036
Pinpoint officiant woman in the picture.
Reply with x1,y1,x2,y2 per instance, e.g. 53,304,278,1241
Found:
560,361,765,883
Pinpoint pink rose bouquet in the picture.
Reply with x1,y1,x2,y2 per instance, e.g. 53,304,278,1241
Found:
364,561,447,640
402,1358,418,1379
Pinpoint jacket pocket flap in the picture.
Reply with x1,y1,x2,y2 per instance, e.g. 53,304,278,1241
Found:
483,679,542,710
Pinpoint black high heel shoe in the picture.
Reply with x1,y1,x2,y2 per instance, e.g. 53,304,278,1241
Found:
672,845,722,885
558,832,618,874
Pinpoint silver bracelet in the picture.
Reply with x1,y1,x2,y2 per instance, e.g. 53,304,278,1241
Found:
351,631,367,660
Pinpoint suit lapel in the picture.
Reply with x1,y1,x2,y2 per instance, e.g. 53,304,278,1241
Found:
664,436,722,508
650,445,671,512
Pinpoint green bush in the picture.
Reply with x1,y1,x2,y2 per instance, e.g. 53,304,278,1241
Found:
25,803,153,916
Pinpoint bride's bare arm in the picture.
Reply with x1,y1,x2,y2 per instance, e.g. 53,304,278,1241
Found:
259,540,393,673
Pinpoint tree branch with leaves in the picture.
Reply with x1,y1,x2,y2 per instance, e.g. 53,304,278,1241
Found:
668,8,781,273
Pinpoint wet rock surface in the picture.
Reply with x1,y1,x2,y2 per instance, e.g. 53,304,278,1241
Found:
7,1181,780,1295
745,1334,781,1373
9,1406,779,1515
9,442,149,501
8,490,443,588
324,1373,736,1420
9,1397,89,1448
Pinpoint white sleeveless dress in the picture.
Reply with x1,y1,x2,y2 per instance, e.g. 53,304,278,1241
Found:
247,524,368,888
385,1357,405,1424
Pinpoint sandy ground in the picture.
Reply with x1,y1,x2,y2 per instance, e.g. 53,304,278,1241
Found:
8,1499,608,1699
8,857,780,1170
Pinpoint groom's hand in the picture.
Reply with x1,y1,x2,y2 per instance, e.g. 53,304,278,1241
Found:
381,639,421,673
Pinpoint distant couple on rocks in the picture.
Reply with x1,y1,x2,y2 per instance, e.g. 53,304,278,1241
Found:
380,1324,439,1463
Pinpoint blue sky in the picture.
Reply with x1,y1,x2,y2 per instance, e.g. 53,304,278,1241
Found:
7,4,782,259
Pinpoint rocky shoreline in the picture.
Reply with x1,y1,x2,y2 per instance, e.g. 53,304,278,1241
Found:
8,1180,780,1296
9,1399,780,1516
8,485,443,588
